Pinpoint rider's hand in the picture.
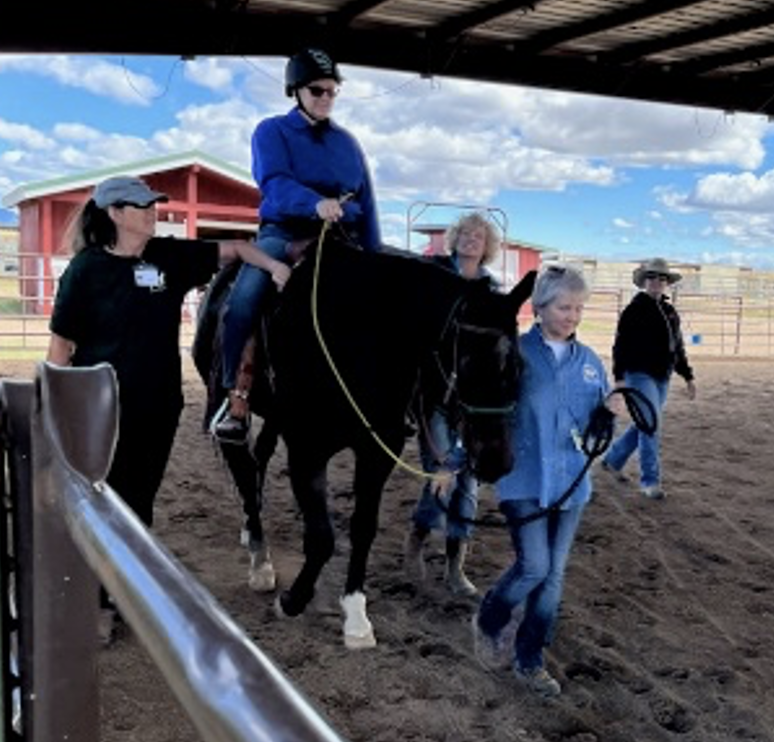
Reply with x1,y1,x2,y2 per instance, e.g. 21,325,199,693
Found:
316,198,344,222
270,261,292,290
430,469,456,498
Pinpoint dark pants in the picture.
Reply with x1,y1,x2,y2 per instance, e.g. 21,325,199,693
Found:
107,402,181,527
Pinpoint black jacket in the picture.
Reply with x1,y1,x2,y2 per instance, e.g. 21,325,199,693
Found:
612,291,694,383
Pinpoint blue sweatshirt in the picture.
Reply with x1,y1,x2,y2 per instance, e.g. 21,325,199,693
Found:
251,107,381,251
497,323,610,509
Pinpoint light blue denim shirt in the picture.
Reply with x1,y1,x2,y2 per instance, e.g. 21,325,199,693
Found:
496,323,610,509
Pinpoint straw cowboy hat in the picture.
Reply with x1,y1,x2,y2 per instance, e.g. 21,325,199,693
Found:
632,257,682,288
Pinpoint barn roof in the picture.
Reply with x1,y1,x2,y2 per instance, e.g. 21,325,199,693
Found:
1,150,253,209
4,0,774,116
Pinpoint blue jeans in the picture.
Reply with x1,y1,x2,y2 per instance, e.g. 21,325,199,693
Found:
477,499,584,671
220,225,292,390
603,372,669,488
412,409,478,541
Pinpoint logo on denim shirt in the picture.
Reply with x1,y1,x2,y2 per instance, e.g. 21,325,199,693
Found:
582,363,600,384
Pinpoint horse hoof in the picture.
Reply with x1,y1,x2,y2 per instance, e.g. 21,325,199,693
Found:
274,591,305,619
344,630,377,650
340,592,377,650
249,560,277,593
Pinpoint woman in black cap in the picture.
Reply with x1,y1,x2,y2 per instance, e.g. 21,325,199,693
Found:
214,48,382,442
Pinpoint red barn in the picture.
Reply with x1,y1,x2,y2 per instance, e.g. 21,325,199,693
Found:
2,151,259,314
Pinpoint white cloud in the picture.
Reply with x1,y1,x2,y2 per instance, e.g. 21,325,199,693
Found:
613,217,634,229
0,55,161,104
691,171,774,211
0,119,54,150
512,94,767,170
152,98,259,169
182,57,235,92
53,123,101,142
657,171,774,252
710,212,774,248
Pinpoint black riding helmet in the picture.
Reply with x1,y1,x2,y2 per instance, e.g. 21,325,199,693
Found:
285,48,342,97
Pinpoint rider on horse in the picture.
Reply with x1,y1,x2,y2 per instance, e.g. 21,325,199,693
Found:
213,48,382,443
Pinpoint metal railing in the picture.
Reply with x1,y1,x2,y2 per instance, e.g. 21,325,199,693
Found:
0,363,348,742
4,248,774,357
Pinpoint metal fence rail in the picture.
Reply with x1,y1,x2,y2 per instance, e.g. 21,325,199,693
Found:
4,248,774,357
0,363,348,742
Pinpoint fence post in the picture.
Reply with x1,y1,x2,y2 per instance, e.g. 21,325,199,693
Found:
31,364,108,742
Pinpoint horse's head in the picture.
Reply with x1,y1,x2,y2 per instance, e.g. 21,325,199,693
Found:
440,270,536,483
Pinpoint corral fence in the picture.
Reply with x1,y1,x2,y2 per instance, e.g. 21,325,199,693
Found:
0,363,348,742
4,249,774,357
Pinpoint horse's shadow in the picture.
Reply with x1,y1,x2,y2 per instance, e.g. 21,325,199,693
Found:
193,233,535,648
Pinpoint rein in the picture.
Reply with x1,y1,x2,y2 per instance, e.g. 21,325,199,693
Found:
310,222,454,482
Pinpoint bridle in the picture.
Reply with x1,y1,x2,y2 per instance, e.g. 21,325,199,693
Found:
417,310,518,471
437,320,517,418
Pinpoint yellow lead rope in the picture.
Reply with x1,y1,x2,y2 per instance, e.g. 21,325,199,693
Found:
310,221,443,482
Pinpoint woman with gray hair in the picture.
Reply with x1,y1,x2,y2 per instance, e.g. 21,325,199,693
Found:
404,211,501,597
472,264,614,697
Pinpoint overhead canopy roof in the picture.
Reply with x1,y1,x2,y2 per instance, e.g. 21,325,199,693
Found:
5,0,774,116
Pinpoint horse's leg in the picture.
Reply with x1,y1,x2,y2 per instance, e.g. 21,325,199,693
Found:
220,427,278,592
275,453,334,618
246,416,281,591
339,442,398,650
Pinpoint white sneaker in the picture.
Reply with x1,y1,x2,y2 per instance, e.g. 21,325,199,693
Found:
515,665,562,697
641,485,666,500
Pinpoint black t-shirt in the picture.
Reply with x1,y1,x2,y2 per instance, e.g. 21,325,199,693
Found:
50,237,219,412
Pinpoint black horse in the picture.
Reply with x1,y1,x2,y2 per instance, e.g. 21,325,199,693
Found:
194,232,535,648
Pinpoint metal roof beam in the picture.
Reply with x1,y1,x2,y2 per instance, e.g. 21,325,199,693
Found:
431,0,540,42
327,0,392,27
606,6,774,64
676,40,774,75
523,0,705,52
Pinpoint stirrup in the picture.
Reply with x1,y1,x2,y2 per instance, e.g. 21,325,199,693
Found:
210,398,250,444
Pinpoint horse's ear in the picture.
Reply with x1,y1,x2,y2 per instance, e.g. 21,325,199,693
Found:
508,270,537,310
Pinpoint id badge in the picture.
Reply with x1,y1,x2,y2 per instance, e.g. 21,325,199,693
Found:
134,262,165,291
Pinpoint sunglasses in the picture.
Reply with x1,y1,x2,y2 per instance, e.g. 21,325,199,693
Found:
115,201,156,210
644,272,669,281
306,85,339,99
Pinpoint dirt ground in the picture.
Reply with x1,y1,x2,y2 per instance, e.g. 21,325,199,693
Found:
3,355,774,742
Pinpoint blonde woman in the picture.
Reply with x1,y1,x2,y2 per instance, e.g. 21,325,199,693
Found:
405,212,501,597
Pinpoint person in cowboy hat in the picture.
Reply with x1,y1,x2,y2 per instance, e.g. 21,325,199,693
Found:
600,257,696,499
213,47,382,443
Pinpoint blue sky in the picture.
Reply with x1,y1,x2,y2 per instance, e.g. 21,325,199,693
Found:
3,53,774,267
